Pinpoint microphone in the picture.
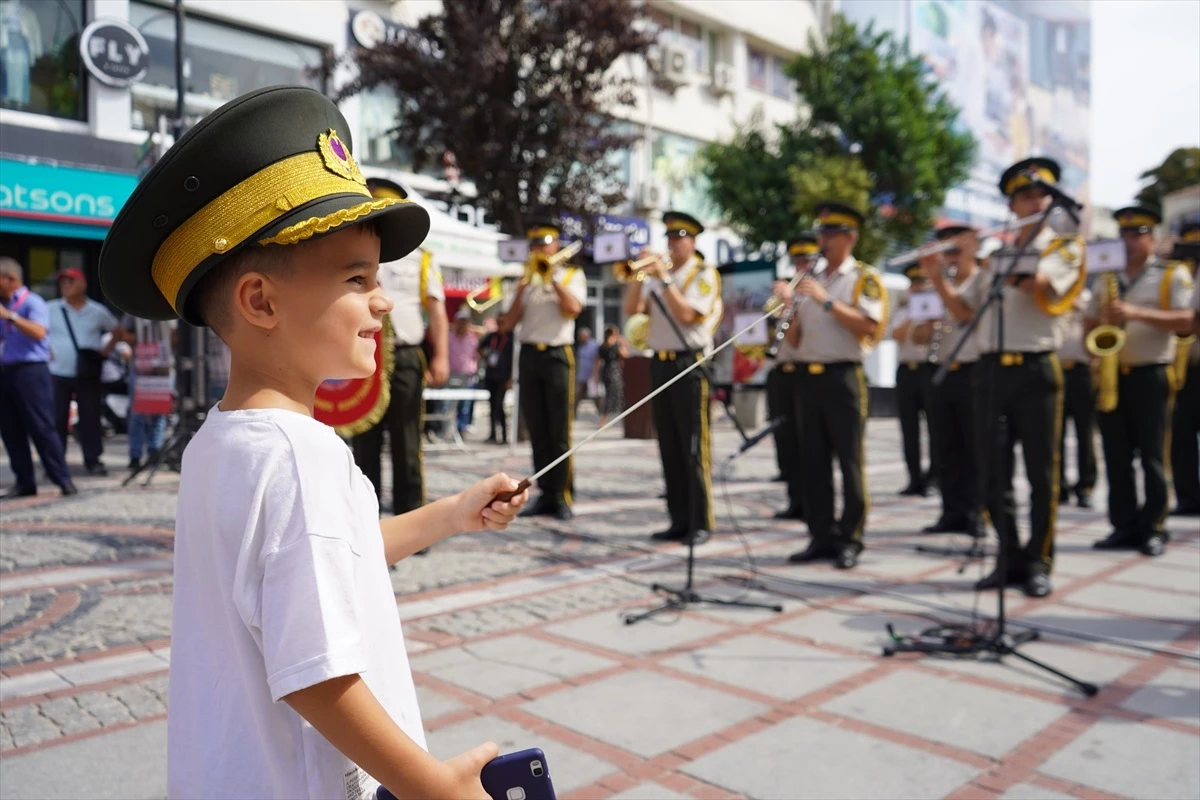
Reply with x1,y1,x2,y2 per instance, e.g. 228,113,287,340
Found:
731,417,785,458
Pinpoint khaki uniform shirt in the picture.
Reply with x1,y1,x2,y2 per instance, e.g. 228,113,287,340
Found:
892,308,926,366
964,228,1083,353
928,269,983,366
381,249,445,346
1056,288,1092,365
643,256,720,353
794,256,885,363
517,266,587,347
772,335,802,364
1085,259,1195,366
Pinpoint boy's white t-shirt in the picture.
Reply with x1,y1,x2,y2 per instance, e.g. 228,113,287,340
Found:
167,406,425,800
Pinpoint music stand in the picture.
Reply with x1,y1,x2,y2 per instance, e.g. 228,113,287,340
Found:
884,190,1098,697
624,287,781,624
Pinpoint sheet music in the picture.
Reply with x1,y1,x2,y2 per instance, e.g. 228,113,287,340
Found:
908,291,945,322
1086,240,1125,273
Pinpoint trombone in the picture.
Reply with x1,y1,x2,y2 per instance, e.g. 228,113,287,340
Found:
887,211,1050,268
466,239,584,313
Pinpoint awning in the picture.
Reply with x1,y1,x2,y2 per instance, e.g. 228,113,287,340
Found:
0,157,138,241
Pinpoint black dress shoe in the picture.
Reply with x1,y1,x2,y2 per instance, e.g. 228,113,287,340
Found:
685,529,711,546
414,547,431,556
2,485,37,499
519,496,552,518
60,482,78,496
85,463,108,477
552,505,574,522
1076,491,1092,509
923,472,938,489
966,518,986,538
1141,531,1168,557
128,457,142,470
974,564,1026,591
787,541,834,563
1093,530,1141,550
773,506,805,520
921,517,968,534
651,528,686,541
1023,572,1052,598
1057,491,1070,505
834,543,860,570
1170,504,1200,517
898,483,927,497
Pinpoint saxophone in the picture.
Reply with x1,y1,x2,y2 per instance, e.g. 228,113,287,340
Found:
1086,272,1125,413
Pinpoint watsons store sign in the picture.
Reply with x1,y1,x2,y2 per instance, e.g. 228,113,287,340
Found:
0,158,138,240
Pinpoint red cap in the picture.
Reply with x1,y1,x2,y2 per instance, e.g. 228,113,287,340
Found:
57,268,85,282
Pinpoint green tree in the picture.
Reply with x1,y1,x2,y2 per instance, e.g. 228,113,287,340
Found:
702,14,975,266
788,154,885,263
1135,147,1200,213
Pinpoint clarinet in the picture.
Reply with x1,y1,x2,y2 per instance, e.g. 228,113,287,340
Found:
766,253,825,360
925,262,957,364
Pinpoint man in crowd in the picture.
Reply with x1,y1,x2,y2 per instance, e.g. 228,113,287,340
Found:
1087,206,1195,557
1057,283,1097,508
574,327,600,416
891,264,936,498
0,257,76,497
47,268,118,476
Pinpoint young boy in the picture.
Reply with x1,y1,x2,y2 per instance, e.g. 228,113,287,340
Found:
98,86,528,799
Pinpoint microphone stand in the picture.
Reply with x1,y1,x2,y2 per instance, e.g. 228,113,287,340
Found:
885,194,1098,698
625,277,782,624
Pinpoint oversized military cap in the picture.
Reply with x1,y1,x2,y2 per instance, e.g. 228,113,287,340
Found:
662,210,704,238
525,218,561,244
786,232,820,256
1113,205,1161,233
99,86,430,324
813,202,865,232
999,156,1061,198
934,223,977,241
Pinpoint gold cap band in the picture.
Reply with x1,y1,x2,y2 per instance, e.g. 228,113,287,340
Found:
817,211,860,229
1183,229,1200,243
788,242,819,256
526,226,559,241
1004,167,1056,196
1117,212,1157,230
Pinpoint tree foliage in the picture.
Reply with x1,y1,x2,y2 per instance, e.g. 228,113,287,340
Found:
789,155,884,263
1135,147,1200,213
329,0,654,234
702,14,976,266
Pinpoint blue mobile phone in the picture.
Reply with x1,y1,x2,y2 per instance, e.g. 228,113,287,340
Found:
480,748,556,800
374,749,555,800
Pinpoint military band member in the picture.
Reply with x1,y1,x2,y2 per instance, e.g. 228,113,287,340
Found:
930,158,1085,598
769,233,820,519
1170,221,1200,516
1055,283,1097,508
623,211,720,545
499,219,586,521
352,178,449,517
1087,207,1195,555
920,225,984,537
774,203,886,570
892,265,935,497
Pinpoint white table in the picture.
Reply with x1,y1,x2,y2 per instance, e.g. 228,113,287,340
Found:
422,387,498,453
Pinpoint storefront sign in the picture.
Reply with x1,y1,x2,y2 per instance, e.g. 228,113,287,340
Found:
348,9,442,57
79,19,151,88
559,213,650,258
0,158,138,240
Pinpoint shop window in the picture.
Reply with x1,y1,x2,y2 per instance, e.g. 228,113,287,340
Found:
128,1,323,132
0,0,86,120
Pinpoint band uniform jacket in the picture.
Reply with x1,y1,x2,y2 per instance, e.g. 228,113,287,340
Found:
794,257,885,363
962,228,1083,353
382,249,445,345
517,266,587,346
1085,260,1194,366
642,256,721,353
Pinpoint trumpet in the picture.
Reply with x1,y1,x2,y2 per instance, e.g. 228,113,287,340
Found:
526,240,583,284
465,281,504,313
613,253,667,283
1086,272,1125,413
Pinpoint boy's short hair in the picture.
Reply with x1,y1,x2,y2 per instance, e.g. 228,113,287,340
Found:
191,245,292,339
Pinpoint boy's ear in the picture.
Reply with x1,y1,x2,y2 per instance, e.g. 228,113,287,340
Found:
233,272,280,331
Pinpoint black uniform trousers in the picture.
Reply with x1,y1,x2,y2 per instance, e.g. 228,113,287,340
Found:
896,361,934,487
0,362,73,490
928,362,978,524
53,374,104,467
1098,365,1173,539
1058,361,1097,497
352,345,426,514
767,362,803,510
974,352,1063,575
650,353,714,533
519,344,574,508
1171,362,1200,511
799,362,868,549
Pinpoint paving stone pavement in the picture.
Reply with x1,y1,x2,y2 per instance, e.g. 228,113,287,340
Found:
1,411,1198,799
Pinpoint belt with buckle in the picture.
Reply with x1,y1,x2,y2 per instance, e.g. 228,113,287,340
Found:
906,361,919,370
1061,359,1076,370
529,343,565,352
656,350,679,361
948,361,962,371
780,363,797,373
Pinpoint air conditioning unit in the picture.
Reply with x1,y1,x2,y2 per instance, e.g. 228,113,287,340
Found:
636,181,666,211
710,62,734,96
662,44,690,82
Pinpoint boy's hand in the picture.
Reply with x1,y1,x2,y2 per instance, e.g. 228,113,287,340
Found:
434,741,499,800
455,473,528,532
